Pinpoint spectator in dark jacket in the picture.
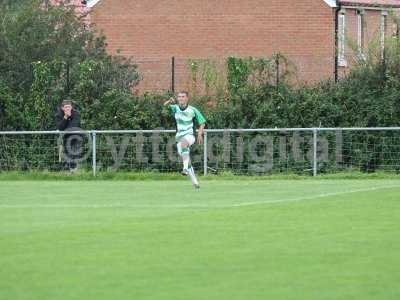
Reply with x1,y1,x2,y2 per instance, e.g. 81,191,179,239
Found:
56,99,82,171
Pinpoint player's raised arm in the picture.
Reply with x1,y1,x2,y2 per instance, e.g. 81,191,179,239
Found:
163,97,176,106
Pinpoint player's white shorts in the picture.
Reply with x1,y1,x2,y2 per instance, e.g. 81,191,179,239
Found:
177,134,195,155
177,134,195,146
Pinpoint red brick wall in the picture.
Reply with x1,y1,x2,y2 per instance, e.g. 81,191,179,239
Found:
90,0,336,92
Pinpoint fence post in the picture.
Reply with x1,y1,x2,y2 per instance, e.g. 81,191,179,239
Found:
171,56,175,93
313,128,318,177
92,131,96,177
275,53,280,86
203,131,208,176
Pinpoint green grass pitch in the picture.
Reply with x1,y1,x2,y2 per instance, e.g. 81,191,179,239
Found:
1,179,400,300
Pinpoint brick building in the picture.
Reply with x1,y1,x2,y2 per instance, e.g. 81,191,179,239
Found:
51,0,90,19
337,1,400,77
80,0,400,92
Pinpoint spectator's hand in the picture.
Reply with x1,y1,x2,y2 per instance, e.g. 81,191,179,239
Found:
63,105,72,118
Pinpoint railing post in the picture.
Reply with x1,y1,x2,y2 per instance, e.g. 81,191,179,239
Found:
313,128,318,177
92,131,96,177
203,131,208,176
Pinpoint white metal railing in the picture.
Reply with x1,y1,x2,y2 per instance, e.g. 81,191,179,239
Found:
1,127,400,176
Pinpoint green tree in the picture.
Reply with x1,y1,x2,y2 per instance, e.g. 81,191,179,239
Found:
0,0,139,130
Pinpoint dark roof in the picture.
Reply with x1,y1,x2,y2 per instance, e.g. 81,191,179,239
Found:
339,0,400,8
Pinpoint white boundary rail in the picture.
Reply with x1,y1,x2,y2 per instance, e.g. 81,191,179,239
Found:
1,127,400,176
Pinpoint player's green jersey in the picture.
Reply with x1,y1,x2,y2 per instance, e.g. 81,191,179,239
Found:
170,104,206,140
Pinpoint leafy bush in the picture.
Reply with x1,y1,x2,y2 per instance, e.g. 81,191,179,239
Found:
0,0,140,130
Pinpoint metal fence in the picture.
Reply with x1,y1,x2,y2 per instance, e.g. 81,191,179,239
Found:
135,56,285,93
1,128,400,176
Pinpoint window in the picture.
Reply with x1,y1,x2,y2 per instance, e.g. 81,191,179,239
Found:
381,11,388,60
357,10,365,59
338,10,346,67
393,20,399,39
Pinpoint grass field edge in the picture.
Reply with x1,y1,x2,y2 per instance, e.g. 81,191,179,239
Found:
1,170,400,181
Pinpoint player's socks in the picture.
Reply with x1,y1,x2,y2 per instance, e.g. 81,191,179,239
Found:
183,156,189,170
181,147,190,170
188,166,199,187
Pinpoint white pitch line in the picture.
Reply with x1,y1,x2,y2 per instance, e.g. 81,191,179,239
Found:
231,184,400,207
0,185,399,209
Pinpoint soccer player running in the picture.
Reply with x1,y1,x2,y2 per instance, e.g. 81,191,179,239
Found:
164,91,206,189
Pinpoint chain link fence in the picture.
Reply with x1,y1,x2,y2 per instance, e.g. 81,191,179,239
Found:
1,128,400,175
